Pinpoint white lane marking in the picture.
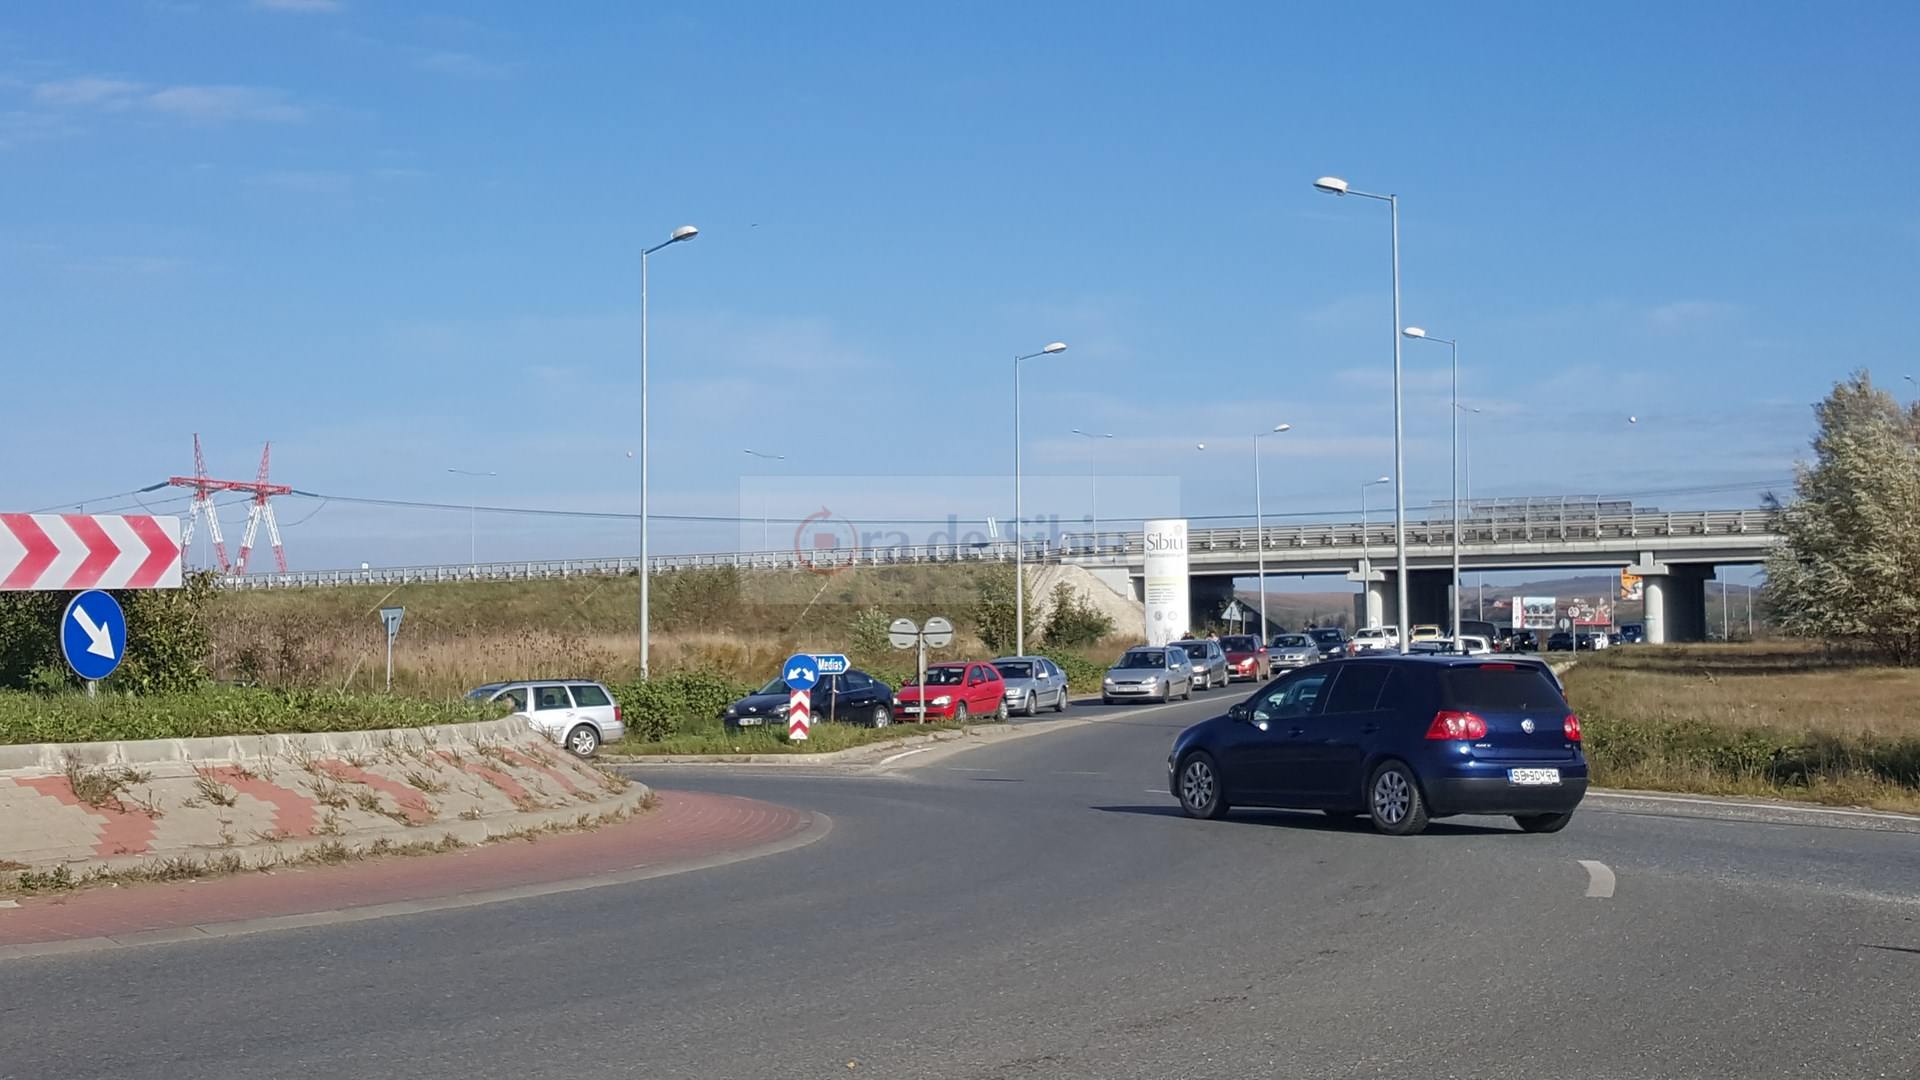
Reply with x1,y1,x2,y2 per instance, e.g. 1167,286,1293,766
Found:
1588,790,1920,824
876,746,935,766
1054,770,1104,776
1578,859,1616,899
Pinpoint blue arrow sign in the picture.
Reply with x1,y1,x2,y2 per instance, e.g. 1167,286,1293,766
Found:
812,653,850,676
781,653,821,691
61,590,126,683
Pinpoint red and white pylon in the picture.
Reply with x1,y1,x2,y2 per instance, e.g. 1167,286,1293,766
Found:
167,436,293,574
787,689,811,741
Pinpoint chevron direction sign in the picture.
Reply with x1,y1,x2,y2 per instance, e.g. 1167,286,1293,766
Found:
0,514,183,591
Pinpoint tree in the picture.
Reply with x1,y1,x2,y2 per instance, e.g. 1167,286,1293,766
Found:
971,565,1038,654
1042,582,1114,648
1763,372,1920,663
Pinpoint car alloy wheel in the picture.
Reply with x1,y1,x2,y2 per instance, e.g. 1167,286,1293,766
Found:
871,705,890,728
565,723,600,758
1367,761,1429,836
994,699,1009,722
1023,691,1037,717
1177,752,1229,820
1054,687,1067,712
953,702,968,724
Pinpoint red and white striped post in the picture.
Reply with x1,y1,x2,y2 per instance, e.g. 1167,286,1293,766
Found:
787,688,811,741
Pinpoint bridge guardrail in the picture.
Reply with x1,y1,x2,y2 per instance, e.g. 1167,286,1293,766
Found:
219,508,1776,589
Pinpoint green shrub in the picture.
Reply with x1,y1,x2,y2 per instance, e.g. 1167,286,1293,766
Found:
0,686,490,746
0,573,215,694
610,671,757,741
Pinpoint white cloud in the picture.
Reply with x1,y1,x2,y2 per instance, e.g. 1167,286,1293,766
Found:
30,77,305,124
145,84,304,123
250,0,342,12
1646,299,1739,330
32,77,145,108
250,169,353,195
416,50,516,79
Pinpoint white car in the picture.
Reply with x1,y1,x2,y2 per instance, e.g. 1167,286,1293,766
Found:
1408,635,1494,657
1348,627,1399,654
466,679,625,757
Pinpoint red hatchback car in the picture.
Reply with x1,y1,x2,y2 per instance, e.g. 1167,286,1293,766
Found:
893,662,1008,723
1219,634,1270,682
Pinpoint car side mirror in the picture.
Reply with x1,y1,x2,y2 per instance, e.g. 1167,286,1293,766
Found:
1227,702,1250,723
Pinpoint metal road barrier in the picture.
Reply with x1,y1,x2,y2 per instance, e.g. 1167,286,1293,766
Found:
218,508,1777,589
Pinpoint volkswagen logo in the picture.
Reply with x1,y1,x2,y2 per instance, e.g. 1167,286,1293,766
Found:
1521,718,1536,734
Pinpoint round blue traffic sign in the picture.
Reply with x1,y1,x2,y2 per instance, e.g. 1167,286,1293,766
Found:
61,589,127,683
781,653,820,691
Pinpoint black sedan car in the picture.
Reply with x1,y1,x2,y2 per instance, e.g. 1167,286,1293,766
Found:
1167,655,1587,835
1507,629,1539,652
723,669,896,729
1545,631,1574,652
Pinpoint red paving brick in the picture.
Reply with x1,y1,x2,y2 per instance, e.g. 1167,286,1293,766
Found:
0,791,811,947
16,776,160,858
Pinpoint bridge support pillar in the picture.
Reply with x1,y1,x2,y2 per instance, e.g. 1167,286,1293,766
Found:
1380,570,1452,629
1347,561,1386,629
1634,561,1712,644
1188,575,1237,629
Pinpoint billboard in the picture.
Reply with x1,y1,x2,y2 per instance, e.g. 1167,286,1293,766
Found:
1619,570,1643,601
1142,518,1190,646
1567,597,1614,627
1516,596,1557,630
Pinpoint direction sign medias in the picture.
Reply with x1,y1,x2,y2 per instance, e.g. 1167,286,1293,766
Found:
1,513,183,591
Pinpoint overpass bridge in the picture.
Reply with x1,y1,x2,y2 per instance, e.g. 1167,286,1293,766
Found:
221,504,1776,646
1062,507,1777,645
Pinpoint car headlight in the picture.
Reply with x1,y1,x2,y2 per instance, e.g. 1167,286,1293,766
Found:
1140,676,1157,686
931,695,952,706
725,704,738,716
774,703,791,716
1103,677,1116,685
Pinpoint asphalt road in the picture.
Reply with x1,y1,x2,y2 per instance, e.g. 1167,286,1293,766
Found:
5,689,1919,1080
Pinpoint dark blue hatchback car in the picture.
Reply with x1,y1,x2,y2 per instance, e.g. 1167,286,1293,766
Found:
1167,655,1587,835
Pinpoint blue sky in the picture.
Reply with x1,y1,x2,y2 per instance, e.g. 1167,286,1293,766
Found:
4,1,1916,571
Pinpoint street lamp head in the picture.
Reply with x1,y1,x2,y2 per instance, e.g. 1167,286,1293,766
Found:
1195,442,1207,451
1372,475,1391,484
1272,423,1292,433
668,225,699,243
1313,176,1350,196
1401,326,1427,339
1042,342,1068,354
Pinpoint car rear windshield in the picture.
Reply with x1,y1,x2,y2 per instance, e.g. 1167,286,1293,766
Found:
993,661,1034,680
1220,636,1257,651
1118,650,1165,668
1310,629,1343,644
570,684,611,707
1442,665,1567,712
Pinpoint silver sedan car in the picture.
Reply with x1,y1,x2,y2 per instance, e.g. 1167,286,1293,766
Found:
1169,638,1231,691
1267,633,1321,671
1102,645,1194,704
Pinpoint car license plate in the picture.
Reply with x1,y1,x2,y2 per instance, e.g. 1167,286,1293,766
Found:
736,717,764,727
900,705,923,715
1508,768,1561,786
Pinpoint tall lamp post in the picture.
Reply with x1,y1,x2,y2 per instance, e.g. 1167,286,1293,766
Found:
1317,175,1408,650
743,448,786,550
638,223,699,679
1360,475,1391,626
1457,402,1483,618
1013,342,1068,658
1070,428,1114,539
1403,326,1463,643
1199,424,1293,640
446,467,496,571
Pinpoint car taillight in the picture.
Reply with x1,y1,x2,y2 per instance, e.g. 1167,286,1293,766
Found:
1563,713,1582,741
614,706,623,724
1426,710,1487,740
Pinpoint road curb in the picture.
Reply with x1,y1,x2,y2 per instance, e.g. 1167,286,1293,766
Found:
1586,788,1920,833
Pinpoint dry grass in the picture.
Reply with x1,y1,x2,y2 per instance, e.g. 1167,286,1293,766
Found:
1567,642,1920,812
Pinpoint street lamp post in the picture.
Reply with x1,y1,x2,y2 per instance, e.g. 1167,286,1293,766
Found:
1360,475,1391,626
1457,402,1483,619
743,448,786,551
446,467,497,571
1318,175,1408,651
639,223,699,679
1013,342,1068,658
1403,326,1463,643
1070,429,1114,540
1198,425,1292,640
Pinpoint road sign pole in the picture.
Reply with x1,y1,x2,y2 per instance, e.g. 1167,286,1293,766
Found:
86,680,97,699
385,633,394,693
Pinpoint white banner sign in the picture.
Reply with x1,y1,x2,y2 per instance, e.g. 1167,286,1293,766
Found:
1143,518,1189,646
